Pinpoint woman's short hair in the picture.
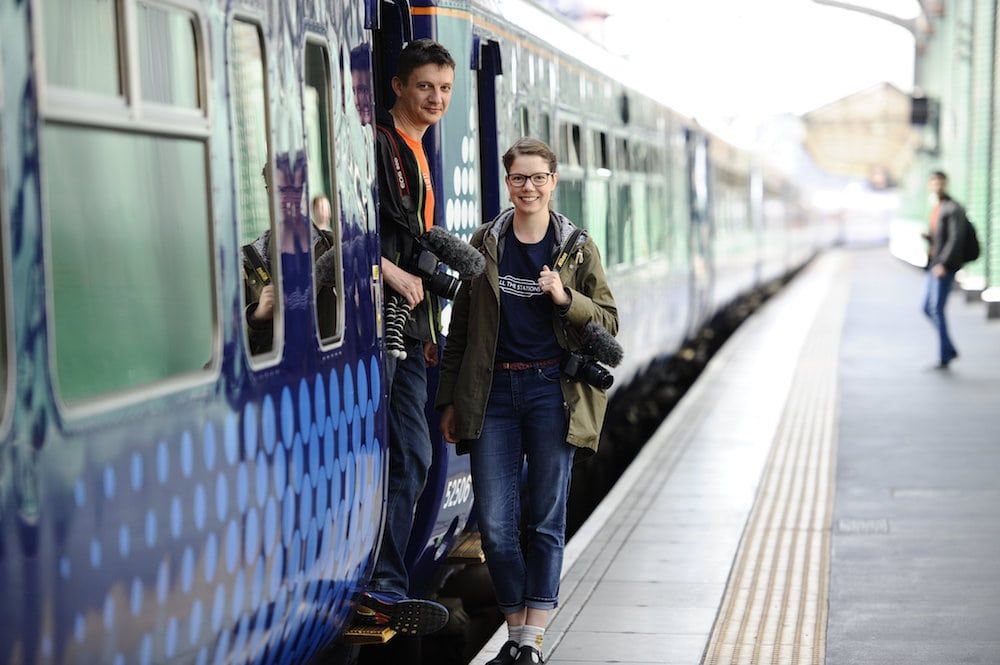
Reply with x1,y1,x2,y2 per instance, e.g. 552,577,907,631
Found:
503,138,558,174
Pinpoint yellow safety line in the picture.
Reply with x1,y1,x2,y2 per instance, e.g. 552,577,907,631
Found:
703,255,850,665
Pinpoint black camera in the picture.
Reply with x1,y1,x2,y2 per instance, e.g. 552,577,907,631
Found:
562,351,614,390
409,248,461,300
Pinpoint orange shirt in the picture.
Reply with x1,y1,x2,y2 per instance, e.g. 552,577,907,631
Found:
396,129,435,232
929,202,940,237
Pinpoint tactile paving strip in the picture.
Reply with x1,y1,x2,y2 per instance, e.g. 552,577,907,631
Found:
703,257,852,665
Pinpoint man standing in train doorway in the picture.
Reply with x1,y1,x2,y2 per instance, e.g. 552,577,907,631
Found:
923,170,965,369
353,39,455,636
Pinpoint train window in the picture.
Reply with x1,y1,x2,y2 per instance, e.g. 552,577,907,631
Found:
229,19,281,360
518,106,530,137
0,115,7,419
558,123,581,168
539,112,551,146
43,128,215,405
40,0,122,96
138,3,201,109
615,138,630,171
39,0,216,408
304,40,345,347
610,184,634,266
593,131,609,171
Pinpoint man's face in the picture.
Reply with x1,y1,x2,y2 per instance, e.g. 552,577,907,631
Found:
928,176,947,197
392,64,454,129
352,69,373,125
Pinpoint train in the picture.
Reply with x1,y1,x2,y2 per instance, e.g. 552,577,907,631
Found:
0,1,834,664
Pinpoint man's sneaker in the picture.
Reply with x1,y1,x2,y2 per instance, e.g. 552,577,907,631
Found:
514,645,544,664
484,640,520,665
353,591,449,636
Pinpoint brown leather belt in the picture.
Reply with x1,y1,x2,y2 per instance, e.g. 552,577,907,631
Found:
494,357,561,371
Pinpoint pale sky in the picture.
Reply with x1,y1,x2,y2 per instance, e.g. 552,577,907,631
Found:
597,0,918,140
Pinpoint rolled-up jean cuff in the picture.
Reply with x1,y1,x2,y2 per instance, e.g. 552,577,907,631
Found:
525,597,558,611
499,602,526,615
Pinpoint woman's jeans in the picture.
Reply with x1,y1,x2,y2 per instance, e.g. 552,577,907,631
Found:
470,364,575,613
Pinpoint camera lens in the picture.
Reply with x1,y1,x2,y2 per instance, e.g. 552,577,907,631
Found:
424,272,461,300
578,361,614,390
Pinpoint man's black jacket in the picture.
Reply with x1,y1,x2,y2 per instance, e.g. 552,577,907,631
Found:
375,108,440,343
931,195,969,273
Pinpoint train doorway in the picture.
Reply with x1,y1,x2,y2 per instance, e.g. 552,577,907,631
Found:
371,0,412,114
475,37,502,220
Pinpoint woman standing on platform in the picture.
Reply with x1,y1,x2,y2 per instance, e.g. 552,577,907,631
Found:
436,138,618,664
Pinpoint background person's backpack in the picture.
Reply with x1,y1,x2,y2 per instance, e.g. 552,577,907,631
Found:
962,216,981,264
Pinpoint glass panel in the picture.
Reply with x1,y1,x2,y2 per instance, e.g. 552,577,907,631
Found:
557,179,584,231
41,0,121,95
304,42,343,345
138,3,200,108
230,20,279,358
44,126,214,404
0,131,6,413
539,113,551,146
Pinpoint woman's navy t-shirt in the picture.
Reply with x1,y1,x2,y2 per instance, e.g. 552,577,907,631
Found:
496,224,564,362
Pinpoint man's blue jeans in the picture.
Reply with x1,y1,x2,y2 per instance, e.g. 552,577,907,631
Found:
922,269,958,363
370,336,432,599
470,364,575,614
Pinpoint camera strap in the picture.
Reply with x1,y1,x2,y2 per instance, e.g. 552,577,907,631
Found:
375,124,415,213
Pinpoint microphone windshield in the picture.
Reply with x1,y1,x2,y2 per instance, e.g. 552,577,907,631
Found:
583,321,623,367
424,227,485,279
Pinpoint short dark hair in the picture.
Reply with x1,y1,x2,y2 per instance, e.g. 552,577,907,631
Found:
503,137,558,174
396,39,455,84
930,170,948,181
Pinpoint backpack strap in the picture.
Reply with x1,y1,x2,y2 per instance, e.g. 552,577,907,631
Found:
554,228,586,270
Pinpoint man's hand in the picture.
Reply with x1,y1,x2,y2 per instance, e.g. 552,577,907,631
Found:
539,265,570,306
440,405,458,444
932,263,946,278
382,257,425,308
424,341,439,368
252,284,275,321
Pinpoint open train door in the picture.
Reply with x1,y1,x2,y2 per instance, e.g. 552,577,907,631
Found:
475,37,503,221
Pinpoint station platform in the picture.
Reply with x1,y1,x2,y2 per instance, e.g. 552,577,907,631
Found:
472,248,1000,665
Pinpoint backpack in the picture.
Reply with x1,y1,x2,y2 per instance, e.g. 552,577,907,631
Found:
961,216,981,264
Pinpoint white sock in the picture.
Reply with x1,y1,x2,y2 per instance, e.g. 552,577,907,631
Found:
507,623,523,644
519,624,545,654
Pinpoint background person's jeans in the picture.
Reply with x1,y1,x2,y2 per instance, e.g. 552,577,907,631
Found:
470,364,575,613
370,336,432,599
922,270,958,363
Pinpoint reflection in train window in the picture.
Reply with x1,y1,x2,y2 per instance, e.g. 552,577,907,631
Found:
304,40,345,347
40,0,122,95
138,3,201,109
44,128,215,404
518,105,530,137
230,19,281,359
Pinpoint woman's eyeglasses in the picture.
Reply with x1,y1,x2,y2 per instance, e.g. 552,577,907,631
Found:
506,172,553,187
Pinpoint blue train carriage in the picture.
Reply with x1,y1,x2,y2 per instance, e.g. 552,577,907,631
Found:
0,1,388,664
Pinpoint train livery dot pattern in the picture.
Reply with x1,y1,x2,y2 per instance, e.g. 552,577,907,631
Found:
10,356,384,665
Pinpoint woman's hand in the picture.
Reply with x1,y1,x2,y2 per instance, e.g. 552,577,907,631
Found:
539,265,570,306
440,405,458,444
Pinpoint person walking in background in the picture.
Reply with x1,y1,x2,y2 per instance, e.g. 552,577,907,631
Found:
923,170,966,369
437,138,618,665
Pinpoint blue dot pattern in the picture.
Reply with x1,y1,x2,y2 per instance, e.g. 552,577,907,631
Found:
10,355,386,664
